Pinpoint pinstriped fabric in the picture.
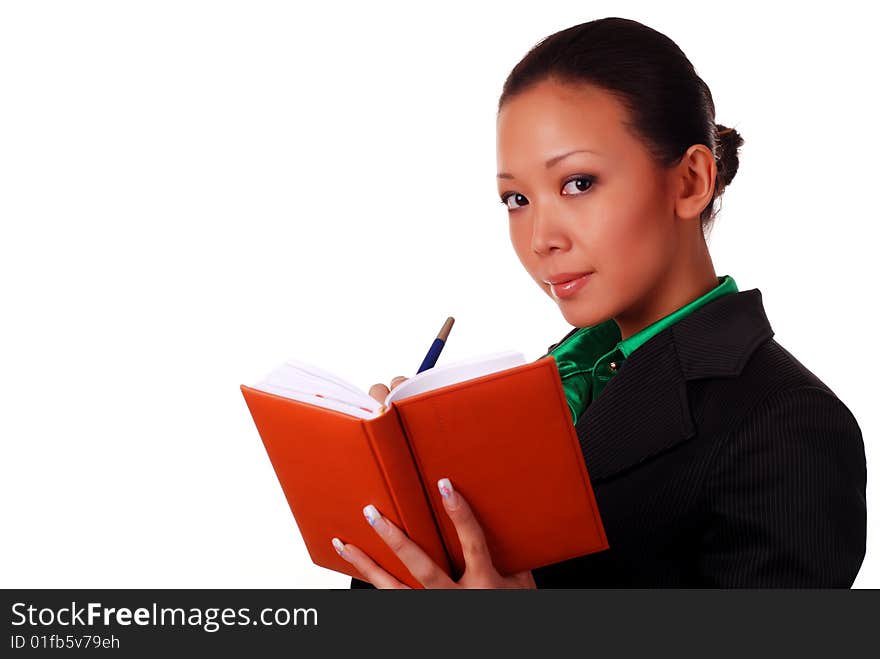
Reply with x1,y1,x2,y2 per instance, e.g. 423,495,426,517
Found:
673,287,774,379
697,386,866,587
575,332,695,483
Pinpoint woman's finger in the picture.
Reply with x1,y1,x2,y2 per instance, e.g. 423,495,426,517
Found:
368,383,390,403
437,478,495,576
369,377,407,405
513,570,537,589
331,538,409,589
362,504,456,589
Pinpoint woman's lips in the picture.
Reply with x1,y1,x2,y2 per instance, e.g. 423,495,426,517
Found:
548,272,593,299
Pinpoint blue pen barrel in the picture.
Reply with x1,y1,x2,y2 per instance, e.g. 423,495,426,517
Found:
417,338,445,374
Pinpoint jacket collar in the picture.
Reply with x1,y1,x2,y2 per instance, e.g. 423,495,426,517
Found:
573,288,775,483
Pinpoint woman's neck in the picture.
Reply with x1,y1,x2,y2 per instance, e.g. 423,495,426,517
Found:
615,252,718,342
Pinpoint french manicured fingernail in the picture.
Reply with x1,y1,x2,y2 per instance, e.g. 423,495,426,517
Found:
331,537,350,560
363,504,389,534
438,477,459,510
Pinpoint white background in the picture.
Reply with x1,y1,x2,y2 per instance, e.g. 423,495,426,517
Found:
1,0,876,588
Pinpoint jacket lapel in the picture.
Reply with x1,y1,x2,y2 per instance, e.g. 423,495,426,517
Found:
573,288,775,483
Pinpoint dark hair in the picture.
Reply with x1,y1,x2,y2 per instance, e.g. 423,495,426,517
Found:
498,17,744,236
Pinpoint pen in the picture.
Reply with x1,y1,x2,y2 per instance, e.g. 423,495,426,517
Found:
417,316,455,373
376,316,455,415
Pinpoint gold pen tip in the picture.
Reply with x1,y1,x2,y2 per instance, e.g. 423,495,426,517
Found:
438,316,455,341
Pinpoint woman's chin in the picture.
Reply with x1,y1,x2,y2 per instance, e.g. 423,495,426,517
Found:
557,303,608,329
542,284,610,328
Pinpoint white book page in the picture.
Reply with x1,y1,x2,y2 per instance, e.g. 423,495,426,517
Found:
280,358,372,399
383,350,526,406
253,359,379,412
250,350,527,419
252,381,376,419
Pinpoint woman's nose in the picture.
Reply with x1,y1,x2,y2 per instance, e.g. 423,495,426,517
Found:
530,208,568,255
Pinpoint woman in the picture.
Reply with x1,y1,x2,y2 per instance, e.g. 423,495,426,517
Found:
338,17,867,588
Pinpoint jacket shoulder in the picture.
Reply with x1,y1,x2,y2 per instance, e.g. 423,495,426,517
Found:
698,370,866,586
687,335,862,455
725,335,853,413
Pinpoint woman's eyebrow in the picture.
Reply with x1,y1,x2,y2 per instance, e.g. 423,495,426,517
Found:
497,148,601,179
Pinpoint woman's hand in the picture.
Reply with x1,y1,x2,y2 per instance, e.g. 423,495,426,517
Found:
329,376,536,589
368,375,410,406
331,476,536,589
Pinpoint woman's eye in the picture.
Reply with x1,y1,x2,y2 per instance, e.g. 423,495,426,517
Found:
499,175,596,211
500,192,528,211
562,175,595,195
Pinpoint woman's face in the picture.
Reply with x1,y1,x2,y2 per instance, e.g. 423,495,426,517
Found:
496,78,683,331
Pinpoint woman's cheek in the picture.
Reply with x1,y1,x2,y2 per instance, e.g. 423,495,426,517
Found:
592,212,664,302
509,221,535,272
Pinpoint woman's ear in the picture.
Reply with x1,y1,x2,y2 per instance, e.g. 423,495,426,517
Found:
672,144,716,222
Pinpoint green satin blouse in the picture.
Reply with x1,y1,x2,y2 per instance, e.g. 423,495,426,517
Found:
546,275,739,424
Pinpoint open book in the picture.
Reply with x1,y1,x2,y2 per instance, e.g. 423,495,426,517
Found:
241,351,608,588
251,350,528,419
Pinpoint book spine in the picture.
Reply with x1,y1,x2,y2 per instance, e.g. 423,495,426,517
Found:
362,407,453,577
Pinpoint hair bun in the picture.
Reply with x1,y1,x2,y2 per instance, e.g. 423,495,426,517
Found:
714,123,744,191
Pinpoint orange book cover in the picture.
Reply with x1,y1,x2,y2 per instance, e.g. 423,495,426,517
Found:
240,355,609,589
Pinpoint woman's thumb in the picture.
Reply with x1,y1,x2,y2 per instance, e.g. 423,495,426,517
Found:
368,383,390,403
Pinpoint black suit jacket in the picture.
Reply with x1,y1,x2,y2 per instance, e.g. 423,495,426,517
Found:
351,288,867,588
